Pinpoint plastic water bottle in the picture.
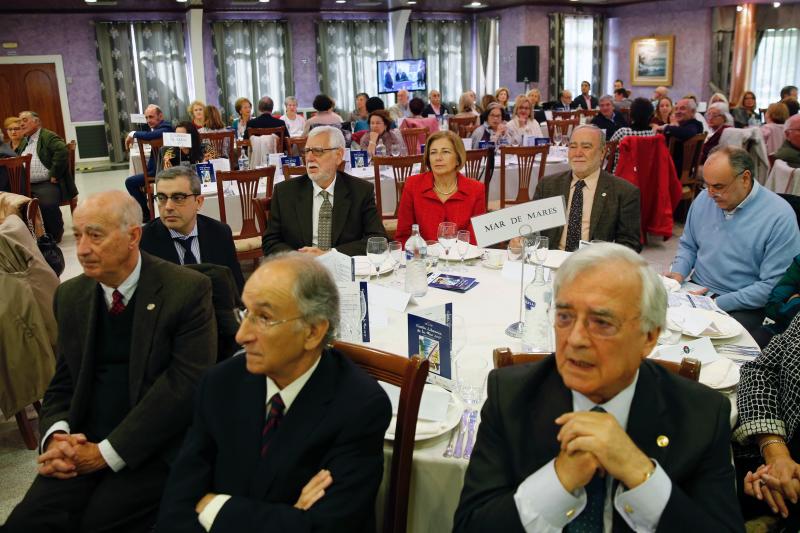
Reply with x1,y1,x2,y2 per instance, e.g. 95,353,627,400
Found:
404,224,428,297
238,150,249,170
523,265,551,351
442,109,449,132
375,139,387,157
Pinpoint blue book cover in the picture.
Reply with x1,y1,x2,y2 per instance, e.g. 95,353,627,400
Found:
281,155,301,167
428,274,479,293
407,303,452,388
534,137,551,146
350,150,368,168
195,162,215,183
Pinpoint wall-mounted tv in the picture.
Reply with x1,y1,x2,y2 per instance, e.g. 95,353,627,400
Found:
377,58,427,94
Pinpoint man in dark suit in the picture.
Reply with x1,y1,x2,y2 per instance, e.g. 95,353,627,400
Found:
553,90,575,112
262,126,387,257
533,124,641,252
125,104,174,221
244,96,290,141
140,166,244,292
3,191,217,533
155,252,391,533
654,98,705,172
454,243,744,532
591,95,628,140
571,81,599,110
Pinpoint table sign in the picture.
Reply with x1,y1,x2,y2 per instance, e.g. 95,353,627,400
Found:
316,249,355,282
651,337,719,365
367,282,411,312
281,155,301,167
470,196,567,248
350,150,368,168
408,302,453,389
130,113,146,124
338,282,370,343
208,158,231,173
195,162,215,184
162,132,192,148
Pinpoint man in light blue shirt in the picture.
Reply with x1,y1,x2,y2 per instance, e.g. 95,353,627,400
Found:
668,146,800,334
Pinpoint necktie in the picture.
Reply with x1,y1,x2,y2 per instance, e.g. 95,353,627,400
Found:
261,393,285,457
565,406,607,533
565,180,586,252
317,191,333,251
109,289,126,316
174,236,197,265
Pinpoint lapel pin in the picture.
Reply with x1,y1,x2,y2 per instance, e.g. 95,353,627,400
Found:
147,303,156,311
657,435,669,447
601,192,607,197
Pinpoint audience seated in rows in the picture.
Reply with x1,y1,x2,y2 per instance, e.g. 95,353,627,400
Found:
125,104,174,221
280,96,306,138
761,102,789,155
590,94,628,140
571,80,598,110
231,97,253,140
506,95,544,142
774,114,800,168
246,96,290,140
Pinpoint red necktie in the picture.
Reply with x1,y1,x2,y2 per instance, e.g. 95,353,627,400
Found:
261,393,285,457
109,289,126,316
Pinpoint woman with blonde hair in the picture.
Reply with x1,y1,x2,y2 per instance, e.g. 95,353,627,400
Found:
651,96,673,126
455,92,480,124
495,87,510,110
187,100,205,129
732,90,762,128
280,96,306,137
200,105,226,132
506,95,543,143
4,117,24,152
762,102,790,155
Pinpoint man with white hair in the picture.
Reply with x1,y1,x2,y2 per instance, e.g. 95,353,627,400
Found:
773,114,800,168
3,190,216,532
262,126,387,257
700,103,732,164
654,98,704,173
389,89,411,122
455,243,744,532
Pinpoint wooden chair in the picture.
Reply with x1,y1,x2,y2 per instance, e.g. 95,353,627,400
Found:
464,148,493,210
0,154,32,196
15,400,42,450
199,130,236,169
287,136,307,160
215,166,276,264
247,127,286,154
546,118,579,142
603,140,619,173
499,145,548,209
618,107,631,124
492,348,702,382
60,140,78,215
669,132,708,205
448,115,478,135
577,109,600,122
458,124,479,139
552,110,578,120
332,341,429,533
0,192,43,238
400,127,428,155
372,154,424,238
282,165,307,179
137,138,163,221
251,196,271,234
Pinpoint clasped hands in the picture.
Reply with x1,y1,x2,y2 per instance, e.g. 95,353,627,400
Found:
554,411,654,493
37,432,107,479
744,455,800,518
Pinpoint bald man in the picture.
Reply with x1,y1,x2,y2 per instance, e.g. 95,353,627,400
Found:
774,114,800,168
124,104,174,221
4,191,216,533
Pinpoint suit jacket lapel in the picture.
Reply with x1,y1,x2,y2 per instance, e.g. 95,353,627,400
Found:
589,172,612,238
527,362,573,475
195,215,213,264
626,363,671,466
155,219,180,264
295,177,314,247
330,172,351,246
128,253,163,402
238,370,268,496
72,278,101,425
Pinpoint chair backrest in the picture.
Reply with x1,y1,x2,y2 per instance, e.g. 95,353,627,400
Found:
247,127,286,153
287,136,308,160
458,124,479,139
215,166,276,238
137,138,163,221
0,154,32,197
448,115,477,134
67,140,76,181
546,118,580,141
400,127,428,155
577,109,599,122
372,154,424,219
603,140,619,172
668,132,707,185
552,110,578,120
251,196,271,234
199,130,236,168
492,347,702,381
499,145,548,208
332,340,429,533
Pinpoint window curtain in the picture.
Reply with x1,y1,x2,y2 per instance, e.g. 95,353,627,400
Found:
590,15,604,95
710,6,736,97
548,13,566,101
132,21,190,124
95,22,140,163
752,29,800,106
477,17,500,98
211,20,294,121
315,20,389,114
409,20,471,107
728,4,757,106
562,16,596,99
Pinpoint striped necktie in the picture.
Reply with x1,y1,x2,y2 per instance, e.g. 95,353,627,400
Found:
318,191,333,251
261,393,285,457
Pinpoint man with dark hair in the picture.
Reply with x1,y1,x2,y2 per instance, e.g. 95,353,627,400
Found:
613,87,632,110
613,79,625,90
366,96,385,113
780,85,798,101
571,81,599,110
244,96,290,140
591,95,628,140
140,166,244,292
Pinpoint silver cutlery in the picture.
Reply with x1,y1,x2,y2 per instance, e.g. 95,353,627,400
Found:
452,410,469,459
443,422,459,458
464,410,478,460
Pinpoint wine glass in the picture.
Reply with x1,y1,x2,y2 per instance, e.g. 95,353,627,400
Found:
552,125,562,147
533,236,548,267
437,222,457,273
456,356,488,410
388,240,403,286
452,315,467,359
456,230,471,272
366,237,389,282
390,143,401,157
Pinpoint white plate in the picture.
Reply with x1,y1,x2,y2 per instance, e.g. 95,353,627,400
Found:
699,358,741,390
667,308,743,339
385,390,464,442
428,243,483,260
543,250,571,270
353,256,395,277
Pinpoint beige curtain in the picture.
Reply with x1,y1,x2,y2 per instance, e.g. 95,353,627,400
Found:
729,4,757,105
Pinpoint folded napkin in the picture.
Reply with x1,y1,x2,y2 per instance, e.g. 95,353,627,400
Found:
699,358,740,390
667,307,725,337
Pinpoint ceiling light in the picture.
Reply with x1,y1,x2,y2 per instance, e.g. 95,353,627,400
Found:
336,0,346,3
258,0,270,3
465,1,484,7
85,0,97,3
407,0,417,4
736,5,743,11
176,0,188,3
773,1,781,7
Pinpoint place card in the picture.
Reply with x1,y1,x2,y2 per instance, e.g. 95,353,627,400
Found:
281,155,301,167
337,281,369,343
350,150,369,168
367,282,411,312
316,249,354,283
130,113,146,124
163,132,192,148
462,138,473,150
650,337,719,365
195,162,215,184
428,273,479,293
470,196,567,248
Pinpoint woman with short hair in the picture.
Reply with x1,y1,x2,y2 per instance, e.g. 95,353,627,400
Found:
232,97,252,140
302,94,343,136
762,102,790,155
352,109,406,157
280,96,307,137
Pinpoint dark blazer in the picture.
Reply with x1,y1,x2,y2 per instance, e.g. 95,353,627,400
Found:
454,358,744,533
155,349,392,533
572,94,599,110
244,113,290,140
591,111,629,140
262,172,388,257
533,169,642,252
140,214,244,293
39,252,217,468
17,127,77,200
663,118,704,172
131,120,174,175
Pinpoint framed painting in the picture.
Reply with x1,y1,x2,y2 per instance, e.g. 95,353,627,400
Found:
630,35,674,86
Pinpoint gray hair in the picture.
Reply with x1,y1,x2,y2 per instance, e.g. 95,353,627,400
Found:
571,123,606,153
19,110,41,123
155,166,202,195
679,98,697,111
307,125,345,149
284,96,298,106
707,145,755,179
554,242,666,333
262,252,341,346
77,191,142,231
599,94,614,105
707,102,734,126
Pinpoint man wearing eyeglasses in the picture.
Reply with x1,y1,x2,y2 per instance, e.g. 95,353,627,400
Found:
140,166,244,292
666,146,800,336
455,243,744,532
773,114,800,168
155,252,391,533
262,125,387,257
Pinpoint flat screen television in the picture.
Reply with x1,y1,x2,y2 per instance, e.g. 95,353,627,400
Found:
377,58,427,94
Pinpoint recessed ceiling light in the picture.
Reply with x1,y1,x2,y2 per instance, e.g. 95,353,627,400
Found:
176,0,188,3
773,1,781,7
258,0,270,3
407,0,417,4
465,1,484,7
336,0,346,3
85,0,97,3
736,5,743,11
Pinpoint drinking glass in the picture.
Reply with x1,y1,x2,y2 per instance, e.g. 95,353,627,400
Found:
390,143,401,157
533,236,549,266
425,240,439,272
452,315,467,358
456,356,488,409
437,222,457,273
552,125,562,147
456,230,471,272
366,237,389,282
389,240,403,285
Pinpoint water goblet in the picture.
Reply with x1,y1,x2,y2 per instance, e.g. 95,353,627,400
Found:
366,237,389,283
388,240,403,285
437,222,457,273
456,230,471,272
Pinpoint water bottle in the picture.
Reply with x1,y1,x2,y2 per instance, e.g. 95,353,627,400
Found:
523,265,551,351
442,109,449,132
238,150,249,170
404,224,428,297
375,139,387,157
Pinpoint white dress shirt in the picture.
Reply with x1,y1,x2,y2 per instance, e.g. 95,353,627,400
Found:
168,222,201,264
311,177,336,248
513,371,672,532
40,253,143,473
198,355,323,531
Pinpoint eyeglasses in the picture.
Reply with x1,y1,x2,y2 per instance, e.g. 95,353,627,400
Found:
6,127,21,132
701,170,746,194
155,193,199,205
554,310,640,338
234,308,303,329
301,147,339,156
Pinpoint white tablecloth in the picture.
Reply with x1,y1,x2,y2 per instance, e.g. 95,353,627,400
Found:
128,144,150,176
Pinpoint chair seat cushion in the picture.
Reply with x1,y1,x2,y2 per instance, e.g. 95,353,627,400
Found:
382,219,398,240
234,236,262,253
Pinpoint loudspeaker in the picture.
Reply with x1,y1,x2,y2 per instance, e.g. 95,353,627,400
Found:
516,46,539,83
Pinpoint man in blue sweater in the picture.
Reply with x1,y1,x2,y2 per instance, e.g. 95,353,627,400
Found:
667,146,800,334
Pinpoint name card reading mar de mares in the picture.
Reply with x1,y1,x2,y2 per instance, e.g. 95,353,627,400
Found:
470,196,567,248
162,132,193,148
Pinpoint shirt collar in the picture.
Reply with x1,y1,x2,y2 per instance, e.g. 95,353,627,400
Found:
312,176,336,197
265,354,322,413
570,167,601,189
99,252,142,306
168,221,198,239
27,128,41,143
723,179,760,218
572,370,640,430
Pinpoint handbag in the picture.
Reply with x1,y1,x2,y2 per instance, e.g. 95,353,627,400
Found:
26,216,65,276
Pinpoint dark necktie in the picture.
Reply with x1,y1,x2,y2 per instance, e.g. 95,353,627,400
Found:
109,289,125,316
261,393,285,457
565,406,607,533
565,180,586,252
317,191,333,251
174,236,197,265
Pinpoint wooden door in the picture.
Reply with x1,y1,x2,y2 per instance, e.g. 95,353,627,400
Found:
0,63,65,140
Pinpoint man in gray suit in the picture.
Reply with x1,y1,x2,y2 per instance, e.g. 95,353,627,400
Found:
3,191,217,533
533,124,641,252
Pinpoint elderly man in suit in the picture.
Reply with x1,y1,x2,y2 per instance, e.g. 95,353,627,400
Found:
3,190,217,533
140,166,244,292
243,96,290,141
454,243,744,532
262,126,387,257
533,124,641,252
653,98,705,173
155,252,391,533
124,104,174,221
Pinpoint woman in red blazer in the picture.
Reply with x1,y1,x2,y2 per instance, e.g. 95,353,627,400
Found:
395,130,486,246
